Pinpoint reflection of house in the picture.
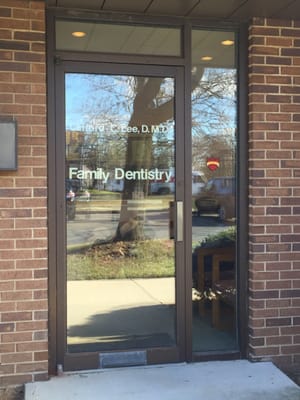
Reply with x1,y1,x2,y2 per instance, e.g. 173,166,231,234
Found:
105,178,124,192
149,170,204,195
3,0,300,393
66,130,85,146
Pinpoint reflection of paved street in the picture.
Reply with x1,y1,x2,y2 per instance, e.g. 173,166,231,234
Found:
67,211,232,247
67,211,171,245
67,214,118,246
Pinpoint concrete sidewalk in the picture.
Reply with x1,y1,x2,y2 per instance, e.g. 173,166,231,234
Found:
25,360,300,400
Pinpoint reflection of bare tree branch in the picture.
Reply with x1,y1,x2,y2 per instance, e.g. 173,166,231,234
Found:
129,67,205,128
130,78,173,126
130,100,174,126
133,78,163,109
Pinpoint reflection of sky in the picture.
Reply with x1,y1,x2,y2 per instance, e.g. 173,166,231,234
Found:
65,74,175,139
65,74,87,130
65,74,132,131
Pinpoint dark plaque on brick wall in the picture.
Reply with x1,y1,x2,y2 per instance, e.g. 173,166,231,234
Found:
0,120,17,170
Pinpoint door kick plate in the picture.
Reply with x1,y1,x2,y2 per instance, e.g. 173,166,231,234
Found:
99,350,147,368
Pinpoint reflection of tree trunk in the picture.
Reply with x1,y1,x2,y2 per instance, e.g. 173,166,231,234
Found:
114,77,173,241
115,133,152,241
114,70,204,242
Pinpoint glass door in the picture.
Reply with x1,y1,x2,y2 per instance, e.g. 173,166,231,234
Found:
56,63,185,369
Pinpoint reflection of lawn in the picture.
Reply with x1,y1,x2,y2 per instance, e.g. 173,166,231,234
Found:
75,193,173,211
67,239,175,280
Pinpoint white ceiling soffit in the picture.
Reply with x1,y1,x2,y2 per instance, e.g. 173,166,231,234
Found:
47,0,300,20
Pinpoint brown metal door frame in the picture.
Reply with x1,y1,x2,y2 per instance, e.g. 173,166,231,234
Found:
53,60,186,371
47,10,248,375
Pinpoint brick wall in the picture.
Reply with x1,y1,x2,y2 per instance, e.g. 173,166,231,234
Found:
249,17,300,367
0,0,48,387
1,2,300,388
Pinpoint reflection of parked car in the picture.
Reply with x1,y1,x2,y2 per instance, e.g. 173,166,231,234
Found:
195,177,235,221
149,169,175,195
150,180,175,195
66,180,76,220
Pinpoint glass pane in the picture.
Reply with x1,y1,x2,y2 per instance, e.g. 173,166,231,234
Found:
56,20,181,56
191,29,238,352
65,73,176,352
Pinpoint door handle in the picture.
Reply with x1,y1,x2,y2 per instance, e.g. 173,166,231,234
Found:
177,201,183,242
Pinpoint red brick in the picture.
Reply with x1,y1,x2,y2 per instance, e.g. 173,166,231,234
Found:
270,337,293,346
266,280,292,289
0,281,14,291
280,307,300,317
34,351,48,361
251,346,280,356
0,269,32,280
16,259,47,269
281,345,300,355
1,291,32,301
33,331,47,341
16,300,47,311
0,365,15,375
0,229,32,239
15,280,47,290
33,311,47,320
16,341,47,353
15,219,46,228
16,361,48,373
16,239,47,249
2,311,32,322
0,344,15,354
0,323,15,333
2,332,32,343
249,337,265,346
250,308,278,318
281,326,300,335
281,271,300,280
33,290,47,300
1,353,33,364
16,320,47,332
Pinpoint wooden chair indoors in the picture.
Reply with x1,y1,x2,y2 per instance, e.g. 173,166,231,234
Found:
196,247,236,330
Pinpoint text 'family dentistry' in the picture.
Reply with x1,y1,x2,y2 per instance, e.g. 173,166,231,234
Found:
68,168,172,184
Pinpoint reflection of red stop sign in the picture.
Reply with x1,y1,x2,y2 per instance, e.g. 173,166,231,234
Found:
206,157,220,171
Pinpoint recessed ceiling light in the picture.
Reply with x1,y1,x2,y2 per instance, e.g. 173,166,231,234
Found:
72,31,86,38
221,39,234,46
201,56,213,61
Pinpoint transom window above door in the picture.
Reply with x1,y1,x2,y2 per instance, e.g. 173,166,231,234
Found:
55,20,181,56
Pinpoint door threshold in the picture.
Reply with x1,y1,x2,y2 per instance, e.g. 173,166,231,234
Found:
99,350,147,368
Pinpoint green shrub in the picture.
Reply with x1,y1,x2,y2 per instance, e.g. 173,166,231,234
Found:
197,226,236,249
